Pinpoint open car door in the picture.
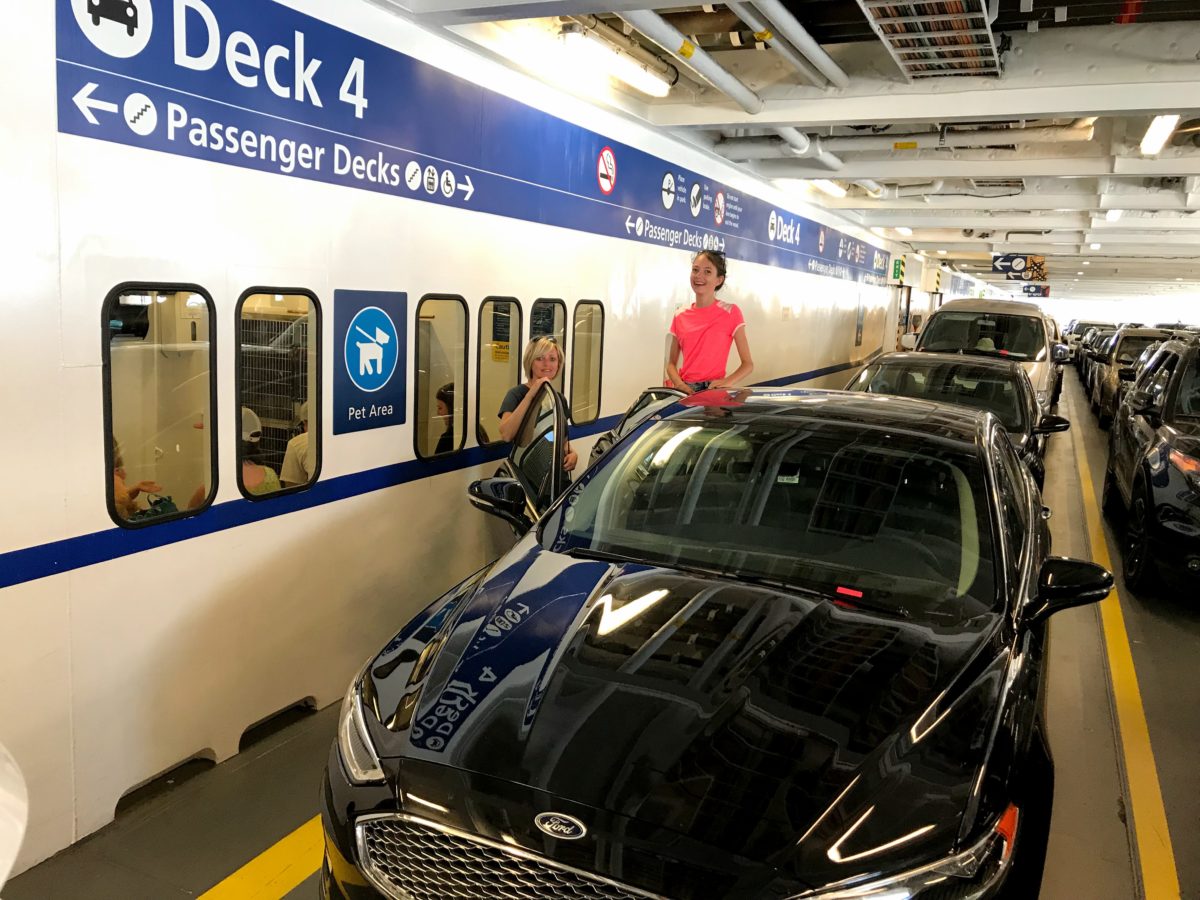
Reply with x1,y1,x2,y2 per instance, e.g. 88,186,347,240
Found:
588,387,686,465
467,382,567,533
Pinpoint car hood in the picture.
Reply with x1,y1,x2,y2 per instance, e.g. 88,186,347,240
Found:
364,540,1009,889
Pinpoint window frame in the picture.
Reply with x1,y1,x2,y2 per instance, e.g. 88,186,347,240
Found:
233,287,323,501
530,297,568,356
102,281,218,529
569,300,605,426
413,293,470,460
476,296,522,447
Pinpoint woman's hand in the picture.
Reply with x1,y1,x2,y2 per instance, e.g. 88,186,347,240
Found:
563,448,578,472
134,480,163,495
709,378,730,389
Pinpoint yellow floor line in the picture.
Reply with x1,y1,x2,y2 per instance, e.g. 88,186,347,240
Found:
198,815,322,900
1071,424,1181,900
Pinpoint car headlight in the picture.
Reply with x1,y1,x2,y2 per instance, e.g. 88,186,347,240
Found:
1169,448,1200,491
337,670,385,784
791,806,1018,900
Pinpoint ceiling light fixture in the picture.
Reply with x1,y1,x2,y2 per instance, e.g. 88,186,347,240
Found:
1090,242,1102,250
1104,208,1124,222
894,226,913,237
1140,114,1180,156
559,26,672,97
1083,261,1090,265
937,250,947,255
869,226,887,238
811,179,848,199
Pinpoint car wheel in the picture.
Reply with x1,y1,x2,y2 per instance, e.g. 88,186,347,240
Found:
1124,487,1159,593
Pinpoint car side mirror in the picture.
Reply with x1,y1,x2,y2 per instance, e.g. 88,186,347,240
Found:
1023,557,1113,627
1034,414,1070,434
900,333,918,350
468,477,532,534
1052,343,1069,363
1118,366,1136,382
1128,388,1160,420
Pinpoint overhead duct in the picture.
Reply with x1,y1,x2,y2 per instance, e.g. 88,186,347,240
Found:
565,16,681,91
620,10,764,114
726,2,827,87
746,0,850,89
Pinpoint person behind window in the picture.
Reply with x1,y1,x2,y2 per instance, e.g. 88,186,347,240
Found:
241,406,281,495
435,383,456,455
280,401,315,487
665,250,754,394
112,437,162,519
498,336,577,473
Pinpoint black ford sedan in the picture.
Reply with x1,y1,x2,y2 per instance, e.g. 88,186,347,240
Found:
321,387,1111,900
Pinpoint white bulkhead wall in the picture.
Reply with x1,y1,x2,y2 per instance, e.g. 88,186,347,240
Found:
1,0,898,874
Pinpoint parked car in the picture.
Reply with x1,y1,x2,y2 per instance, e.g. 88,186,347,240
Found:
1064,321,1113,362
1104,336,1200,591
1090,328,1174,429
901,298,1067,413
1080,329,1115,391
322,384,1112,900
846,352,1069,488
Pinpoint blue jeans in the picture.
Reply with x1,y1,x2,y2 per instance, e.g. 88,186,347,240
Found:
686,380,712,391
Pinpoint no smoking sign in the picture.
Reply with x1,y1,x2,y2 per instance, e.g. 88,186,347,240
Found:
596,146,616,195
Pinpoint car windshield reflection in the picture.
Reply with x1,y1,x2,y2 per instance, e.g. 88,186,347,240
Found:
541,417,998,625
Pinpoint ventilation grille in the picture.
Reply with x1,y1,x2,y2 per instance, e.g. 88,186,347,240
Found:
856,0,1002,80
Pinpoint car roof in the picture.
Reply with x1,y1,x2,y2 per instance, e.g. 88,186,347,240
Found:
1114,327,1176,340
658,388,990,449
931,298,1046,316
870,351,1026,375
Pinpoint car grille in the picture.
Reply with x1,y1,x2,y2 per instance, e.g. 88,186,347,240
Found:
356,814,663,900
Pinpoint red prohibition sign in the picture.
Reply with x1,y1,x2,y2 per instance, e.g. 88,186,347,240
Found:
714,191,726,226
597,146,617,195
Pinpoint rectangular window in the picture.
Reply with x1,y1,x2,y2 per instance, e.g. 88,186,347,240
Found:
104,285,216,527
236,290,321,498
571,301,604,425
530,299,566,393
416,295,468,458
477,298,522,445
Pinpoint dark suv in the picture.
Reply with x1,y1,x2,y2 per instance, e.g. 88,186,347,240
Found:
1104,337,1200,590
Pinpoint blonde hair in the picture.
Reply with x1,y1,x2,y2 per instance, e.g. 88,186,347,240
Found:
522,336,563,379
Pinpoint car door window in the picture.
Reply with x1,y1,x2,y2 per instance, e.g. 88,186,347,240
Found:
510,382,565,512
1146,354,1178,409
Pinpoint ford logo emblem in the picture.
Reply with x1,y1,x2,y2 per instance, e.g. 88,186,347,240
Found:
534,812,587,840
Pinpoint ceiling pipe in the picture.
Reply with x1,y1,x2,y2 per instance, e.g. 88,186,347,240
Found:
660,10,741,34
855,179,885,197
819,124,1095,152
716,132,843,169
620,10,764,114
726,2,828,87
881,179,945,198
747,0,850,89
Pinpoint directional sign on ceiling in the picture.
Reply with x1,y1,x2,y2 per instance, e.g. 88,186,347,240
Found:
992,253,1048,282
1022,284,1051,297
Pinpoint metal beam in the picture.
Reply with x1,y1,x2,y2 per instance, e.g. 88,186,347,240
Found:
757,154,1200,179
395,1,653,25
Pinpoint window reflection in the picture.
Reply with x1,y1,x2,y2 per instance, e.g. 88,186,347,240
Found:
416,296,467,458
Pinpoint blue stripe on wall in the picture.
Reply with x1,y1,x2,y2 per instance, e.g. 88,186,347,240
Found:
0,352,879,590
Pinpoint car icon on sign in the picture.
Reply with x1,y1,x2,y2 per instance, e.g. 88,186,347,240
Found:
89,0,138,36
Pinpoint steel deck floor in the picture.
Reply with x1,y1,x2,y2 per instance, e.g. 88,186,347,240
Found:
8,369,1194,899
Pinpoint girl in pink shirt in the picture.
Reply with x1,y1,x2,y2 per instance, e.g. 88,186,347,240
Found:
665,250,754,394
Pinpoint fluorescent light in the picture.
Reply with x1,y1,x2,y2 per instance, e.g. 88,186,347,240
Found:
1140,114,1180,156
1077,271,1083,275
937,249,947,255
1104,208,1124,222
1090,242,1102,250
811,179,848,199
894,226,913,237
869,226,887,237
560,28,671,97
1083,261,1090,265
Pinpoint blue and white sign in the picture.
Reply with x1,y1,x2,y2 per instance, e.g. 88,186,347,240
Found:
334,291,406,434
55,0,888,286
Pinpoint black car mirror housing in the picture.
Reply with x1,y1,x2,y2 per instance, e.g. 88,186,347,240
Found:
468,477,532,533
1128,388,1160,419
1034,414,1071,435
1023,557,1113,627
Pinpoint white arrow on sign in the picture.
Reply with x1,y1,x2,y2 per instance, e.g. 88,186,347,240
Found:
458,175,475,201
625,215,635,234
73,83,118,126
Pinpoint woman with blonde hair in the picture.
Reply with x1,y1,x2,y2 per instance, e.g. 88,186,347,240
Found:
497,335,577,472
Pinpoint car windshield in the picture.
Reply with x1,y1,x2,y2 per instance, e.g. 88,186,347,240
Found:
851,362,1027,432
1114,337,1160,365
1174,356,1200,419
541,417,998,624
919,311,1046,360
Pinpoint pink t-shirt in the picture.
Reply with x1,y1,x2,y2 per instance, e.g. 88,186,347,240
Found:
669,301,745,383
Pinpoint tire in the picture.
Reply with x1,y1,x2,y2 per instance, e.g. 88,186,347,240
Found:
1098,401,1112,430
1123,485,1159,593
1052,375,1062,405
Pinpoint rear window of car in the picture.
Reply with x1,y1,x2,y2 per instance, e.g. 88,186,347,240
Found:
1114,336,1160,365
1174,356,1200,419
541,418,998,624
919,311,1047,361
852,362,1027,432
